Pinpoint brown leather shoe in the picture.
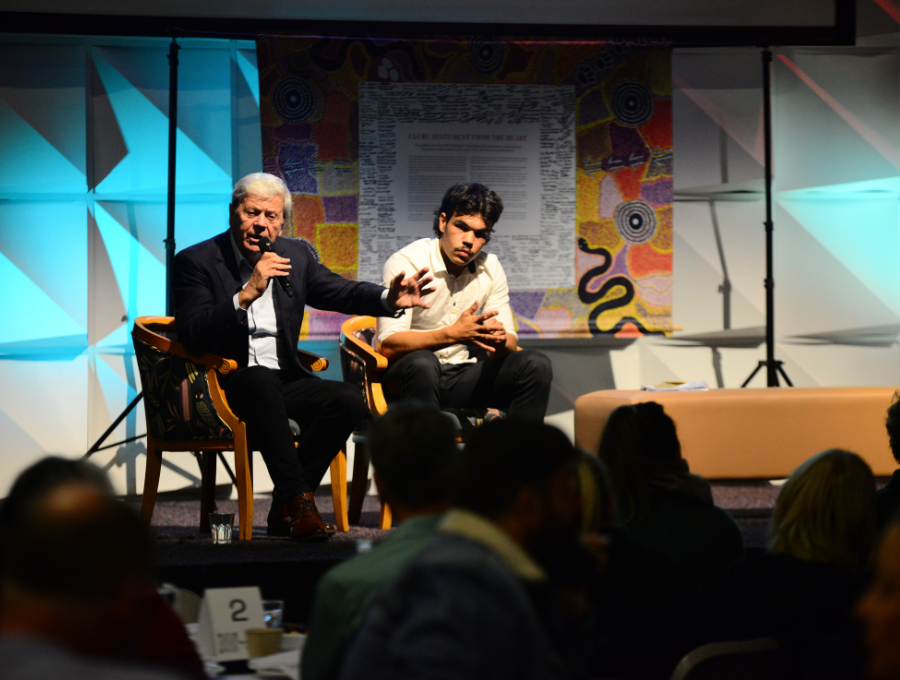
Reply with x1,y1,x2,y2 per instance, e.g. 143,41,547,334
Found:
285,492,331,542
268,496,335,537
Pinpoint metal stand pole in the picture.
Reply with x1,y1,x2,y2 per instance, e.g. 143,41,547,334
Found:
742,47,792,388
165,36,180,317
85,38,182,457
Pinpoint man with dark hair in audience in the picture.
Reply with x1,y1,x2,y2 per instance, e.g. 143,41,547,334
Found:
377,183,552,423
336,420,590,680
0,466,189,680
877,398,900,531
301,403,460,680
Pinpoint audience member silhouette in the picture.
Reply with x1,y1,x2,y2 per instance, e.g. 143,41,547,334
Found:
597,401,743,596
336,420,590,680
578,452,709,680
0,457,200,680
0,456,114,529
877,398,900,532
302,403,460,680
857,517,900,680
714,449,876,675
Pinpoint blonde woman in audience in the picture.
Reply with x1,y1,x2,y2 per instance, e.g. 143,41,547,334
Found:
769,449,876,574
597,401,743,596
715,449,876,675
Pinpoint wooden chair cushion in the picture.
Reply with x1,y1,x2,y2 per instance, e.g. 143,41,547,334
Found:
134,337,234,442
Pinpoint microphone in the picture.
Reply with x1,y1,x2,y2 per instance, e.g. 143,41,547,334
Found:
258,236,293,298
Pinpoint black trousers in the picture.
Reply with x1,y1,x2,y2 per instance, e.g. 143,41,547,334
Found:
381,349,552,422
221,366,366,500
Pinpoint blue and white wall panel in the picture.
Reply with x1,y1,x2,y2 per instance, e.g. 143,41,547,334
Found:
0,35,261,496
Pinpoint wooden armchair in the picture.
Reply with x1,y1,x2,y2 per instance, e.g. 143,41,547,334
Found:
339,315,392,529
338,315,516,530
132,316,349,540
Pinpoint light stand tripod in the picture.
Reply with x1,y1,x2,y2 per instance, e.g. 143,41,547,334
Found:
742,47,792,388
83,37,180,460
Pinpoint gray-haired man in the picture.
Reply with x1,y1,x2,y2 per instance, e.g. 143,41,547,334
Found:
173,173,433,541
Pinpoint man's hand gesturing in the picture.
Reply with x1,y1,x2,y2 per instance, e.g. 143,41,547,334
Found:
238,252,291,309
387,267,435,310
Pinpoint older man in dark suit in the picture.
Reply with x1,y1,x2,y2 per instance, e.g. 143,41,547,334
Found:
173,173,432,541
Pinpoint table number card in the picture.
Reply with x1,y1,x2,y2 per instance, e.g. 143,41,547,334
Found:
196,586,266,661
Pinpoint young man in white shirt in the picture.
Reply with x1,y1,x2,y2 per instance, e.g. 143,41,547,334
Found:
377,183,552,422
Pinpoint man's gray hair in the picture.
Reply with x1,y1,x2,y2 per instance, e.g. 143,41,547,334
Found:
232,173,293,229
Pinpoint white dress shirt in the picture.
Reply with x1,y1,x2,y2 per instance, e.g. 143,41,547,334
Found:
230,233,283,370
230,234,396,370
377,238,516,365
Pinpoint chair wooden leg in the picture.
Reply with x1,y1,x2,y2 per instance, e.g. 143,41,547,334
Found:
141,440,162,528
233,427,254,541
379,501,392,530
199,452,217,534
330,450,349,533
349,437,370,524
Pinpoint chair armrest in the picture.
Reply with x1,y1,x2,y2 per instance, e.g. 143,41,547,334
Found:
341,330,389,372
132,320,238,375
297,349,329,372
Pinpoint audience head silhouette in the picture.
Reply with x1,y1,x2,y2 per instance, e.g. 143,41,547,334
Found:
597,401,684,523
0,456,113,530
0,458,154,659
857,518,900,679
877,399,900,532
368,402,459,519
768,448,876,574
887,398,900,464
453,419,581,548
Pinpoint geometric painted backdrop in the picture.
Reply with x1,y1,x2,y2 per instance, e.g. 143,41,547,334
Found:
0,36,260,496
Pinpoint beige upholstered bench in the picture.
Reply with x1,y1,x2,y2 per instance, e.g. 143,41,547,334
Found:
574,387,898,478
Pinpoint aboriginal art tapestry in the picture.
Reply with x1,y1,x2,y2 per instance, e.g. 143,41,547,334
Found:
257,36,672,339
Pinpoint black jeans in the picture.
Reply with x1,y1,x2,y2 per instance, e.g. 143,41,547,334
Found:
221,366,366,500
382,349,552,422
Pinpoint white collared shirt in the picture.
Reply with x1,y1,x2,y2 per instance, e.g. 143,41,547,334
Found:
377,238,516,365
230,233,281,370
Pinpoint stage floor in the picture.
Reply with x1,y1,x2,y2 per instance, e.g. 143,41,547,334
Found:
140,481,800,625
146,481,783,561
148,495,387,566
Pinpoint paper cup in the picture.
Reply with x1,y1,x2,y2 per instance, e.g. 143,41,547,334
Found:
245,628,283,658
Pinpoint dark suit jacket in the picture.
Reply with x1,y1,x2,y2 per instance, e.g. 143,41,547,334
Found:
172,230,388,371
